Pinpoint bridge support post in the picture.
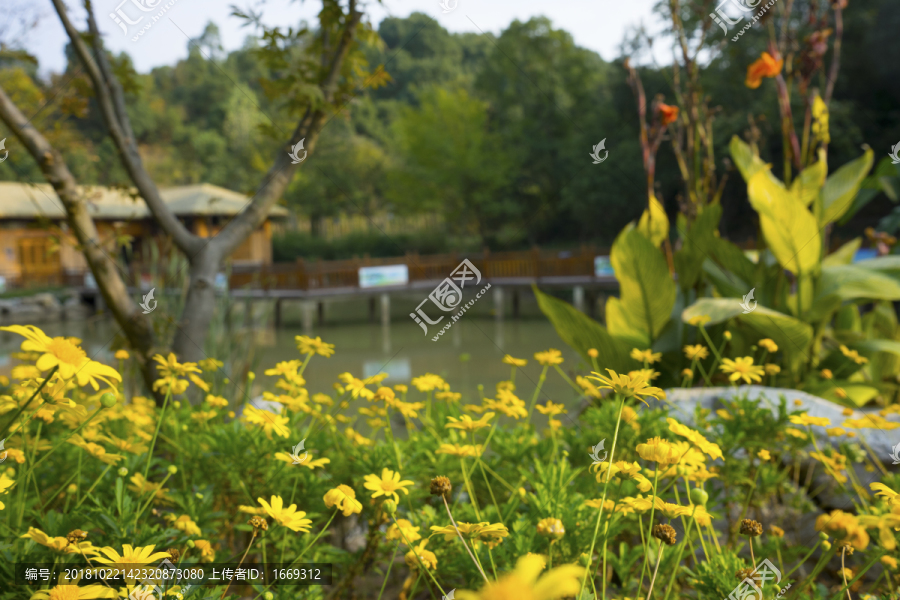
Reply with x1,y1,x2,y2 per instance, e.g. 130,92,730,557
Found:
494,286,504,320
573,285,585,313
380,293,390,327
274,299,282,328
302,301,315,333
512,289,520,318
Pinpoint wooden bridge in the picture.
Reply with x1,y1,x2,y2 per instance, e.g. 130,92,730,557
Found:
224,247,618,327
72,247,618,327
228,246,614,295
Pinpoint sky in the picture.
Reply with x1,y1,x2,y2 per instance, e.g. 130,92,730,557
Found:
20,0,663,75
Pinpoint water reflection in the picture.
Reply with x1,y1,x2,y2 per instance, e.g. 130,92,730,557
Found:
0,317,587,406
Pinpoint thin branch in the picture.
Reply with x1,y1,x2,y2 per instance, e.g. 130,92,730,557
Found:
50,0,200,255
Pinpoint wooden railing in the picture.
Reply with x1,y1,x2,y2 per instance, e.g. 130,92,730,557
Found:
228,246,609,291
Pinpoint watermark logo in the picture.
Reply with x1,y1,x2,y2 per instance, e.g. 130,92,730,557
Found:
710,0,779,41
139,288,157,314
0,438,7,464
438,0,458,13
890,142,900,165
130,557,189,600
0,138,8,163
109,0,180,42
589,439,607,465
890,442,900,465
410,259,491,340
289,439,309,464
740,288,757,314
443,590,456,600
289,139,307,164
726,558,783,600
589,139,608,164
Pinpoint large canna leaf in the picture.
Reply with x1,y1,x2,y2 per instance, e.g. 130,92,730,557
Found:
821,147,874,225
682,298,813,368
729,136,768,181
637,194,670,247
533,285,631,372
607,228,676,346
822,238,861,267
746,166,821,275
854,256,900,278
790,149,827,206
808,264,900,321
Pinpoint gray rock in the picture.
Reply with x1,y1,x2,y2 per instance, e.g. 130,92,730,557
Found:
660,386,899,458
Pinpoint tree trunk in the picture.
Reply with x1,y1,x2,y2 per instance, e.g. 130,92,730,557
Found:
172,246,222,362
0,85,161,396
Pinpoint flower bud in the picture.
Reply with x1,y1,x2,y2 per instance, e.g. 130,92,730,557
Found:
247,372,256,382
173,401,181,409
578,553,592,567
382,500,397,515
67,483,77,494
118,467,128,477
99,393,117,408
724,331,732,341
186,539,196,548
264,593,274,600
195,493,204,499
690,488,709,507
167,465,178,475
819,531,829,541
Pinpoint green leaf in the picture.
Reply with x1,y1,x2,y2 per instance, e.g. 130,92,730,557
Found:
808,265,900,321
533,285,631,372
608,228,676,343
822,238,861,267
729,136,768,182
682,298,813,368
674,203,722,289
747,166,821,275
637,194,669,247
790,149,827,207
848,339,900,358
821,147,874,225
854,256,900,278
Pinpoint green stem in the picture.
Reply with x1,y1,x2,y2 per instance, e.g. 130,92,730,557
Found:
637,468,662,595
579,395,626,595
143,389,173,480
526,366,549,425
0,366,57,438
375,542,401,600
73,465,113,510
294,509,338,563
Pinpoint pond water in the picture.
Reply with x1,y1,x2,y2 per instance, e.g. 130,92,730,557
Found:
0,312,589,411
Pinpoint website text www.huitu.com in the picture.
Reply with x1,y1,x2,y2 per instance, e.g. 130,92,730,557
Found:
430,283,492,342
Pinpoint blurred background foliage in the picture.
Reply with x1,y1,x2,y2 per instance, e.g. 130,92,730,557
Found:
1,0,898,259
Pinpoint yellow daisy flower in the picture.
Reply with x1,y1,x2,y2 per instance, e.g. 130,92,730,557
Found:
93,544,170,566
503,355,528,367
446,412,495,432
324,485,363,516
241,406,290,439
586,369,666,405
534,349,564,366
386,519,421,544
364,468,414,503
295,335,335,357
258,495,312,533
683,345,709,361
719,357,764,384
455,554,584,600
630,348,662,364
0,325,121,390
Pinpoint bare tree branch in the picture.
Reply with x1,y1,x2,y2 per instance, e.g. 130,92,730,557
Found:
0,84,161,394
50,0,201,256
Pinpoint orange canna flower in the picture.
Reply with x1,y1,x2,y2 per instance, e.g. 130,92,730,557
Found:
658,103,679,126
745,52,784,89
